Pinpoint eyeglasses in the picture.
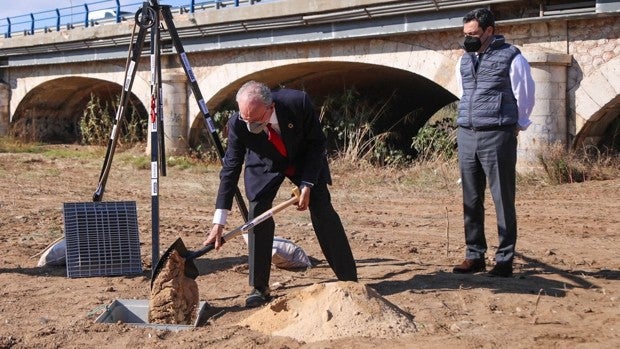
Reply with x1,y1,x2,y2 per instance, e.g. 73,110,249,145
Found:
239,105,273,123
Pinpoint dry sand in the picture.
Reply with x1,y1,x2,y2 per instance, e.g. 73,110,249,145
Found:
239,281,417,342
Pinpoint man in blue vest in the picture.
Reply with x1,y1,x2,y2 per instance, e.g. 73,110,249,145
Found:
452,8,535,277
204,81,358,307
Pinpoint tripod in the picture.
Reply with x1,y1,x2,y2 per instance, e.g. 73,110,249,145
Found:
92,1,249,275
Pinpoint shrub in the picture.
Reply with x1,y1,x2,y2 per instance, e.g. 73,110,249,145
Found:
319,88,412,166
188,110,232,163
79,93,146,146
538,142,620,184
411,103,457,162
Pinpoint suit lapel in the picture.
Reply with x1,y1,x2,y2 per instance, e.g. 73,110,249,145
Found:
275,108,294,155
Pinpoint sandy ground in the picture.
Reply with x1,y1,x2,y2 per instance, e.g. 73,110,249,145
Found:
0,144,618,348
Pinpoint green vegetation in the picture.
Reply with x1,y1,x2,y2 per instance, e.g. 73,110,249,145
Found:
412,102,458,162
0,137,45,153
188,110,233,163
79,93,146,147
319,88,414,166
3,89,617,186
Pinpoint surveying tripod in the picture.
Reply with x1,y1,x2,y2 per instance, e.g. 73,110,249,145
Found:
92,1,249,274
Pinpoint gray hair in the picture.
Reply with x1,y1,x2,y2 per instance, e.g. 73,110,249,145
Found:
236,80,273,106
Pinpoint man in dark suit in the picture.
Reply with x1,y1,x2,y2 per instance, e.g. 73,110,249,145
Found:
204,80,358,307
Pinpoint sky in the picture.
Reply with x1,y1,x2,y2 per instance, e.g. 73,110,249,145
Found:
0,0,199,34
1,0,191,18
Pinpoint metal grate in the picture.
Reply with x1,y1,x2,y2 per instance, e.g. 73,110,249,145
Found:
63,201,142,278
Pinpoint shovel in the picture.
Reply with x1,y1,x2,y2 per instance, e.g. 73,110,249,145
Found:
151,187,301,288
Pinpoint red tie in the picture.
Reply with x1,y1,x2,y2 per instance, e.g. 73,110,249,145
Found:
266,123,287,157
266,123,295,176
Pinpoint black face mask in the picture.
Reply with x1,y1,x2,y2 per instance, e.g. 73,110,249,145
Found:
463,35,482,52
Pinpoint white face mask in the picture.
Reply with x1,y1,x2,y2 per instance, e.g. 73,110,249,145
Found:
246,121,268,134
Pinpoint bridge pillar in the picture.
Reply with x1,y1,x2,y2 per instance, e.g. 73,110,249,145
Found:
517,52,572,171
0,80,9,136
161,72,188,155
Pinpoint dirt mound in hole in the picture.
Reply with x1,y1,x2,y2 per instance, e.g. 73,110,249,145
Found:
148,249,199,325
238,281,417,342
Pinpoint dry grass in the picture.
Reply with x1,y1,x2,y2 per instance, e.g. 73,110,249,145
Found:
2,137,618,189
537,143,620,184
329,157,461,193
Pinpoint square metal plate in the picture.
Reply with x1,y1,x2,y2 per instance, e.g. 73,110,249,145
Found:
63,201,142,278
95,299,208,330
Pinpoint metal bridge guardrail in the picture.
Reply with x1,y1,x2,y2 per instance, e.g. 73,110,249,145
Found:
1,0,268,39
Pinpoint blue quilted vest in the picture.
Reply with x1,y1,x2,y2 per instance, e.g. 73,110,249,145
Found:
457,35,520,129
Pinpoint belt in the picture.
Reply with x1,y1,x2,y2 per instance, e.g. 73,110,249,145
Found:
459,124,516,131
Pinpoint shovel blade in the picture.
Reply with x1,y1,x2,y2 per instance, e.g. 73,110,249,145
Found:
151,237,200,289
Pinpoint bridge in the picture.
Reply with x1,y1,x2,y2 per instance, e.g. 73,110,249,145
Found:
0,0,619,170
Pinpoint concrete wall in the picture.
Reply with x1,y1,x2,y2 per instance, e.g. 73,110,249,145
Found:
506,17,620,148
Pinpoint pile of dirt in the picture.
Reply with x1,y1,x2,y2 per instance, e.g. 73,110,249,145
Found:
238,281,417,342
148,249,199,325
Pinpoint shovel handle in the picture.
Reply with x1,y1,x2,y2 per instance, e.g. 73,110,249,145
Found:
187,187,301,260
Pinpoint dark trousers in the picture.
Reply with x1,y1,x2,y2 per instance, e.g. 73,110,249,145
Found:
457,125,518,264
247,182,358,290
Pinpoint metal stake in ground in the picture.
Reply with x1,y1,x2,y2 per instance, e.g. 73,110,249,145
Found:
147,3,163,271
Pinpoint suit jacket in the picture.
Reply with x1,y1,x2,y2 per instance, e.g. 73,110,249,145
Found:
215,88,332,209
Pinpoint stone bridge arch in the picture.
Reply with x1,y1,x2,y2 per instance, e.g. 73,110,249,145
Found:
572,55,620,147
188,38,459,146
10,72,151,143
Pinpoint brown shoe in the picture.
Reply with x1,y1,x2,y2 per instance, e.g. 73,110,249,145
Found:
453,259,486,274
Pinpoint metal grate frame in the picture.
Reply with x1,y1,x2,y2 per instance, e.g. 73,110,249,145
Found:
63,201,142,278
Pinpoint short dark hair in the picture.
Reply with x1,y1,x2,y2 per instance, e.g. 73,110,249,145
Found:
463,8,495,31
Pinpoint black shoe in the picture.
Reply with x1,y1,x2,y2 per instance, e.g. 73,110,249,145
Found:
488,263,513,277
245,287,271,308
453,259,486,274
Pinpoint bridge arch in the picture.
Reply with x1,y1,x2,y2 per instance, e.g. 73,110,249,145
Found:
189,39,459,147
199,38,458,106
572,55,620,148
11,75,148,143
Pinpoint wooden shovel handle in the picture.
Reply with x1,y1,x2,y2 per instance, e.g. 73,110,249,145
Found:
187,187,301,259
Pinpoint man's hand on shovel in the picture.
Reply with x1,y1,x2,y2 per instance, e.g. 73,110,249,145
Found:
296,186,311,211
205,224,225,251
203,187,302,251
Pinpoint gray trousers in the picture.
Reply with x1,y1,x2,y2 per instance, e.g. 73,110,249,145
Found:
457,124,518,264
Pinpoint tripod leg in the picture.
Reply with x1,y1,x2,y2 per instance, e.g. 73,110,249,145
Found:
93,11,150,202
160,5,249,221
